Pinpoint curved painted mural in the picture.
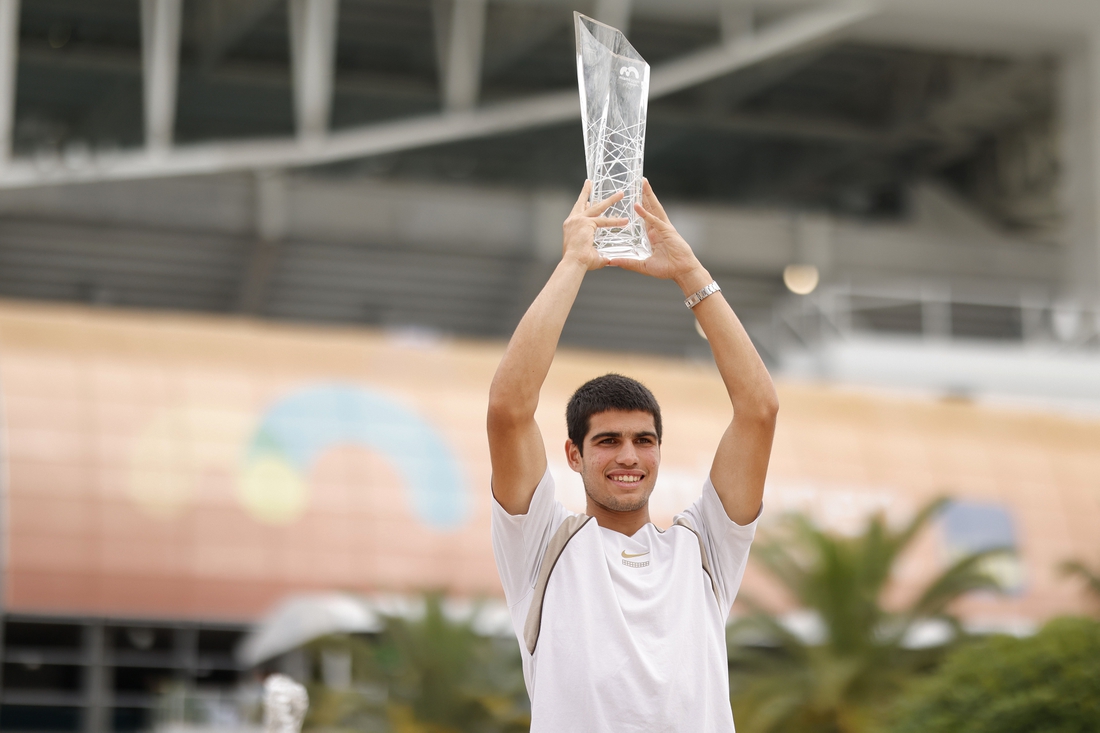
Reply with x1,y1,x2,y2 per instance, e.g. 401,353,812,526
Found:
2,302,1098,622
240,384,469,529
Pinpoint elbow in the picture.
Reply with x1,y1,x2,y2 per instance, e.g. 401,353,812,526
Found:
486,396,528,434
762,389,780,420
741,388,779,426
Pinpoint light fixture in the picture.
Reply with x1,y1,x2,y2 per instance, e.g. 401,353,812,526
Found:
783,264,819,295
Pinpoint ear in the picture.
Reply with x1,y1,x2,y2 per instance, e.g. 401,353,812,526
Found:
565,439,583,472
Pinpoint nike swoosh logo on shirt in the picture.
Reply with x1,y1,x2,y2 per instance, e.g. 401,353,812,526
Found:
621,551,650,558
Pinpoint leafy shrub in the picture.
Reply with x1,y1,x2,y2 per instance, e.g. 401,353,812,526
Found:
890,617,1100,733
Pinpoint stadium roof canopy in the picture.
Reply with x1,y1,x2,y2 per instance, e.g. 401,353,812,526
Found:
0,0,1097,356
3,0,1075,225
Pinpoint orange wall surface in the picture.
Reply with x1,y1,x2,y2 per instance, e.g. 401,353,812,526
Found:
1,300,1097,624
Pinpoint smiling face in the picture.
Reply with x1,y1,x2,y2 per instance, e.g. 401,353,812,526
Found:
566,409,661,514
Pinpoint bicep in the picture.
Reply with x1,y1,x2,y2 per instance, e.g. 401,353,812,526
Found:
709,410,776,526
487,411,547,515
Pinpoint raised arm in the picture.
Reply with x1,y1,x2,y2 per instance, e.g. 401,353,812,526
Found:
615,180,778,525
487,182,626,515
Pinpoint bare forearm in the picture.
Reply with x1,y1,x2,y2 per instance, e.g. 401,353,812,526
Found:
488,257,588,419
677,267,778,417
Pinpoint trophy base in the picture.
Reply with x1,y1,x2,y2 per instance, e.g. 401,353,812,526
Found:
594,225,651,260
596,243,650,260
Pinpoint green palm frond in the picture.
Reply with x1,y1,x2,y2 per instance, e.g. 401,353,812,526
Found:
1060,558,1100,600
904,547,1008,622
730,497,1009,733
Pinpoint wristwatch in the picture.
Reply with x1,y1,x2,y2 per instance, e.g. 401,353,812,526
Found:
684,281,721,309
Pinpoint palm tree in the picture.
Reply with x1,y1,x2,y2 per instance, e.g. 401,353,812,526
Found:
304,594,529,733
728,498,1008,733
1060,556,1100,609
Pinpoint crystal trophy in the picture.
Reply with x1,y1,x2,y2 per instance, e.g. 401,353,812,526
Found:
575,11,651,260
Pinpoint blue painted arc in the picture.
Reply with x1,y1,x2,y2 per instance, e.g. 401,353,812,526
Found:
246,384,469,529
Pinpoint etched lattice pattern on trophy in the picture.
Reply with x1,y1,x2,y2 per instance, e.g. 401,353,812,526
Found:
591,119,646,253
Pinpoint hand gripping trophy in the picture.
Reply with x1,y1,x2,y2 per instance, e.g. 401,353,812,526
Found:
574,12,652,260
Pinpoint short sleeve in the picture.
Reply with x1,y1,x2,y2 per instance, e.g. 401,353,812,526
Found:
678,478,761,614
490,468,570,607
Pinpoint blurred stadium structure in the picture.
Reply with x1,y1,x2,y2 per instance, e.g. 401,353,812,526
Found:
0,0,1098,731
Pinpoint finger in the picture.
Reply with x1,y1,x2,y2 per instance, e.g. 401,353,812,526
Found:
585,190,625,216
607,257,647,274
634,201,664,227
593,216,630,228
570,179,593,215
642,178,670,224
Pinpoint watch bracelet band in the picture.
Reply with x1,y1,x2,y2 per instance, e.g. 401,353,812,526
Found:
684,280,721,309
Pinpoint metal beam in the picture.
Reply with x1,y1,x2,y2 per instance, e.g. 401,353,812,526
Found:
289,0,340,141
648,108,937,146
0,2,874,188
648,3,874,97
0,0,20,168
593,0,632,34
140,0,183,152
442,0,487,112
17,42,438,101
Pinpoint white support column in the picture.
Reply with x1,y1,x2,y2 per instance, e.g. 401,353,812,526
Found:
239,170,287,313
141,0,183,153
593,0,631,34
442,0,486,112
1060,33,1100,305
0,0,21,168
289,0,340,142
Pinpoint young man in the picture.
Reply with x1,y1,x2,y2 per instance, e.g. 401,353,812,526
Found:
487,179,778,732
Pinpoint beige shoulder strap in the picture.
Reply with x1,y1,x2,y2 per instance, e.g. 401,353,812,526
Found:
523,514,593,655
673,516,720,603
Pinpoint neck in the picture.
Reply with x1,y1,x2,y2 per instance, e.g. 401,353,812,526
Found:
585,499,651,537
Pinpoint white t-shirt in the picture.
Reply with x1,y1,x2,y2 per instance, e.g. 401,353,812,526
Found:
491,468,759,733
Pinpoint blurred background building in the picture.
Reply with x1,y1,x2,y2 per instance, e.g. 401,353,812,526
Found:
0,0,1098,731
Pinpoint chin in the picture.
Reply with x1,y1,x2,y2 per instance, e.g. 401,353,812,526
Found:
594,492,650,513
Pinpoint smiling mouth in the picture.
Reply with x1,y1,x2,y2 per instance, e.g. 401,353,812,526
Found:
608,474,643,484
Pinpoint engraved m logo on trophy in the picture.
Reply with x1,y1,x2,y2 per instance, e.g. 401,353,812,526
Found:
619,66,640,79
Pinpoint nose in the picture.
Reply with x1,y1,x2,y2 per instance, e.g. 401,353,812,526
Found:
616,441,639,465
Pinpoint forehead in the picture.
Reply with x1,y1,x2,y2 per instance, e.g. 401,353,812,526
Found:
585,409,657,438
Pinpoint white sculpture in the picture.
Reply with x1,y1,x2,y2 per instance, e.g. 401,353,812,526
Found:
262,674,309,733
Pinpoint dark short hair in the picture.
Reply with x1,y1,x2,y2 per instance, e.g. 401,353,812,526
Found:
566,374,662,454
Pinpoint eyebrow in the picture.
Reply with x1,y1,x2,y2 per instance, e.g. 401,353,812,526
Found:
589,430,658,442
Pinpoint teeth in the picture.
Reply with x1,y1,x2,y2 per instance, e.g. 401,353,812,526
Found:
612,475,640,483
